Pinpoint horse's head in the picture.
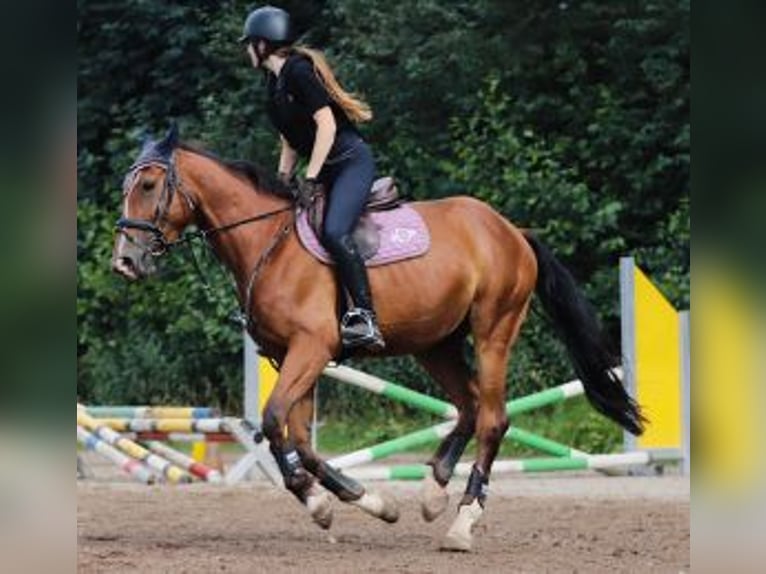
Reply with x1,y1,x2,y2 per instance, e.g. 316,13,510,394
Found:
112,124,196,280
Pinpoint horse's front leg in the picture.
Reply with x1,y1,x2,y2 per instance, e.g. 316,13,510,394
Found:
289,393,399,525
284,394,333,529
260,338,331,521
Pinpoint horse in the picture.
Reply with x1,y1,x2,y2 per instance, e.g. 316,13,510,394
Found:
112,125,644,551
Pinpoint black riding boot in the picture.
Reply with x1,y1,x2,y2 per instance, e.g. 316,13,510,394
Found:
326,234,385,350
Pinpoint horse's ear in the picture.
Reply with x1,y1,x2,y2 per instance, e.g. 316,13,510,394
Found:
166,122,179,146
157,122,180,157
137,128,153,151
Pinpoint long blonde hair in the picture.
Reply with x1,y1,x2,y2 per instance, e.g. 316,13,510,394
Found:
287,45,373,123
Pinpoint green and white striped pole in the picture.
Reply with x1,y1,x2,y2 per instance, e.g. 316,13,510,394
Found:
323,363,593,419
328,421,590,470
328,420,455,469
344,451,669,481
323,364,458,418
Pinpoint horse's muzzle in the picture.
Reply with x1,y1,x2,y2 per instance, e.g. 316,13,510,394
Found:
111,240,157,281
112,255,139,281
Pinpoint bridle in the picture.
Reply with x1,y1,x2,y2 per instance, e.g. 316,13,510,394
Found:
115,153,296,326
116,154,293,255
116,157,192,256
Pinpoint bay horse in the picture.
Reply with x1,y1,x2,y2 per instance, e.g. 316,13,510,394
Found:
112,125,644,551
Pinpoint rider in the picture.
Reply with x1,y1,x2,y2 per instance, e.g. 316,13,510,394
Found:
240,5,385,351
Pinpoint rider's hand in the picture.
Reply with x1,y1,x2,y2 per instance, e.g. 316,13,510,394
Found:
294,177,323,208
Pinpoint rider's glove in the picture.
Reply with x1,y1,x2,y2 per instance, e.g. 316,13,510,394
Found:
293,177,323,209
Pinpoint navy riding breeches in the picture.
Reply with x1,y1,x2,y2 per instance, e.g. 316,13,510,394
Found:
318,132,376,251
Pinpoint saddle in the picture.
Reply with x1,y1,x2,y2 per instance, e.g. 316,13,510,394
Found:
307,177,400,259
296,176,430,267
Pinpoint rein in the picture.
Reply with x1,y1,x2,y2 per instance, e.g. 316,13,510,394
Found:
116,204,294,257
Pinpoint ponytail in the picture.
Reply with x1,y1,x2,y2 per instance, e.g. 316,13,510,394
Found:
291,46,373,123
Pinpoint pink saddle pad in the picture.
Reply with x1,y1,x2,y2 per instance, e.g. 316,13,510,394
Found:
296,204,430,266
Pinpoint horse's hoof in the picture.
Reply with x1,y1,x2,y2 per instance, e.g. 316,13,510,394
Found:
440,530,472,552
421,475,449,522
307,490,334,530
351,490,400,523
440,500,483,552
378,490,400,523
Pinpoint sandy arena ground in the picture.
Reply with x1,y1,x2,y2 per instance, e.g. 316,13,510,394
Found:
77,454,689,573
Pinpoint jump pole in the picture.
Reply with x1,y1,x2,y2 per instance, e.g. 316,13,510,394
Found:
77,406,192,484
125,432,236,443
328,420,595,470
323,364,458,418
130,418,283,486
92,418,230,433
87,407,218,469
345,451,680,481
77,425,156,484
80,404,280,485
85,406,216,419
145,441,223,483
323,363,591,418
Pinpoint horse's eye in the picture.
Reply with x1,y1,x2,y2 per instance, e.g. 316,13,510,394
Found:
142,179,156,191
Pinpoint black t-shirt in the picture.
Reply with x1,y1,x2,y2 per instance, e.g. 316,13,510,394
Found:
266,54,358,158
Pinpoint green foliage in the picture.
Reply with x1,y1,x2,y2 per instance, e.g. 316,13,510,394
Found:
635,197,690,309
445,75,625,272
78,1,689,414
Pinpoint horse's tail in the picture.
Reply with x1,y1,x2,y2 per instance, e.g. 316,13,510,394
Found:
523,232,645,436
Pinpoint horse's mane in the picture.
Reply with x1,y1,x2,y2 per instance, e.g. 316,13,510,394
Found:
177,142,294,200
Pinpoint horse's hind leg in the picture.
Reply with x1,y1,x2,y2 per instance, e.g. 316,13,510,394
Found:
442,302,530,552
288,392,399,526
415,331,478,522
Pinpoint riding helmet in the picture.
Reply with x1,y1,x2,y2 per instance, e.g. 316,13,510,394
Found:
239,6,292,44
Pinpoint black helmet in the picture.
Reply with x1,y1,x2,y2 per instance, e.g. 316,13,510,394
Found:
239,6,292,44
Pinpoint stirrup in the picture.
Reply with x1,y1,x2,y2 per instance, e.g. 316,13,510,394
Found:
340,309,385,350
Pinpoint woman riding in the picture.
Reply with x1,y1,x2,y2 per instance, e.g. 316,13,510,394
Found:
240,5,384,351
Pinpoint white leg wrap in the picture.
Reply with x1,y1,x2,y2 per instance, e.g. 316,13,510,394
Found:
441,500,484,552
421,475,450,522
306,485,333,530
350,490,400,523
